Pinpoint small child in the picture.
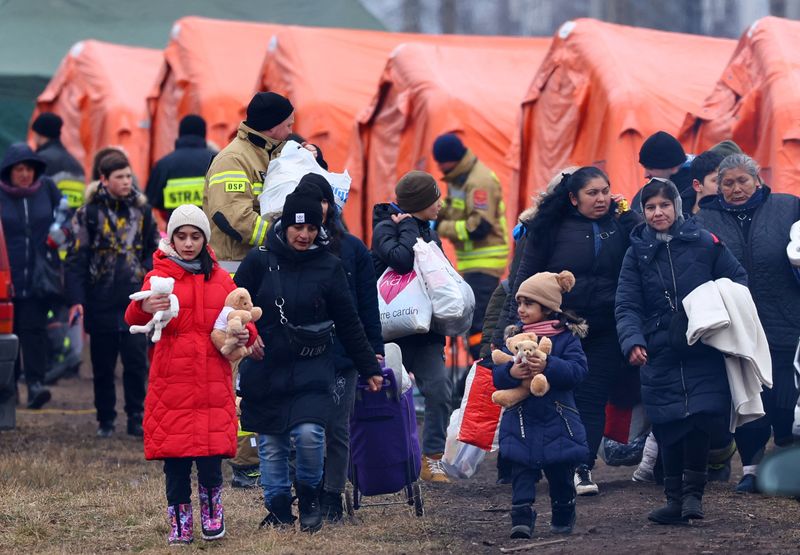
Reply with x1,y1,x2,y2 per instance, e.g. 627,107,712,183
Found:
492,270,590,539
125,205,256,545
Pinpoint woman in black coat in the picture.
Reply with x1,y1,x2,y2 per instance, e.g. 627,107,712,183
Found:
298,174,385,521
495,166,641,495
0,143,61,409
616,178,746,524
234,188,382,533
694,153,800,494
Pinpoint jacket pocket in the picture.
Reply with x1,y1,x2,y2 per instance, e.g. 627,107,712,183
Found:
554,401,579,439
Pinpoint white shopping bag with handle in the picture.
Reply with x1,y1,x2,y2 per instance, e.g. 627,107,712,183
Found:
377,267,432,340
258,140,351,217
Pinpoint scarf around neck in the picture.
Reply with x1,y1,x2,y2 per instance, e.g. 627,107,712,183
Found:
523,320,562,337
0,178,43,198
719,186,766,212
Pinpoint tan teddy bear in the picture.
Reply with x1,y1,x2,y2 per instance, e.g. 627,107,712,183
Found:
490,331,553,407
211,288,263,362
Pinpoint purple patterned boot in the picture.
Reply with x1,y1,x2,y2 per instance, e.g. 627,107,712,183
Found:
167,503,193,545
198,484,225,540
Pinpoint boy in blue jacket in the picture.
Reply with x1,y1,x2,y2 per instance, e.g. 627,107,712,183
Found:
492,270,589,538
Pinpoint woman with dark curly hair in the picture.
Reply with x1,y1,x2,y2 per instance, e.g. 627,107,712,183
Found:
495,166,641,495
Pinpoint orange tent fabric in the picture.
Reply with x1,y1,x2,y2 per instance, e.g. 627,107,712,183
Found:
348,39,549,243
679,16,800,194
258,26,538,238
148,17,282,165
33,40,161,183
517,19,735,203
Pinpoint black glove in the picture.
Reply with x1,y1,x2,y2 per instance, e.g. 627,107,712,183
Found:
467,218,492,241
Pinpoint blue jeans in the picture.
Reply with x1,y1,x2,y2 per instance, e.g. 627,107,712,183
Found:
258,423,325,506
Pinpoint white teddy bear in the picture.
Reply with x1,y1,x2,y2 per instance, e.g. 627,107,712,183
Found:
129,276,179,342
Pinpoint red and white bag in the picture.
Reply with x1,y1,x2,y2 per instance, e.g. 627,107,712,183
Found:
377,267,432,340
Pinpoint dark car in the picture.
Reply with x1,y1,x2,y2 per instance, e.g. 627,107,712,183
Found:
0,214,19,430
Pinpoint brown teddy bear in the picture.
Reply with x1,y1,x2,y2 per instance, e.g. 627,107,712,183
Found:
211,288,263,362
491,331,553,407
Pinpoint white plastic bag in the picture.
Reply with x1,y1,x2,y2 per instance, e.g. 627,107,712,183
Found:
412,238,475,336
377,267,432,340
258,140,351,216
384,342,413,394
442,409,487,479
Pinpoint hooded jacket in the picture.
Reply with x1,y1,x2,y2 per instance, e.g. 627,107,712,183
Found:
35,139,85,209
233,221,381,434
124,244,240,460
371,202,446,348
64,181,160,333
436,150,509,277
694,186,800,351
203,122,285,264
0,144,61,299
146,135,216,214
615,218,747,424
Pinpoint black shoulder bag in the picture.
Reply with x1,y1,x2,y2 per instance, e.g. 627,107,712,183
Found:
267,251,335,358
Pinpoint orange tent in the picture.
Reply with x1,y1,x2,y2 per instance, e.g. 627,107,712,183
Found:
33,40,161,183
258,26,540,238
349,39,550,242
679,16,800,193
148,17,282,165
517,19,736,203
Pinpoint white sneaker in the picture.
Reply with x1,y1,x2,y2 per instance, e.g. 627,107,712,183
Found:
574,464,599,496
632,465,656,483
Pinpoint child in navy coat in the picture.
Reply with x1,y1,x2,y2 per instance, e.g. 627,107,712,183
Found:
492,270,589,538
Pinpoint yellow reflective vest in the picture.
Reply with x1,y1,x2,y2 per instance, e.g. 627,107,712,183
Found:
203,122,285,263
436,151,509,278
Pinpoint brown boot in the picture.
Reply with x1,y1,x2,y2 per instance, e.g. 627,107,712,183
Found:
420,453,450,483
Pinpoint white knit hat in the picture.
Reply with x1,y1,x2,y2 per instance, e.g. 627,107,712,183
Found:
167,204,211,242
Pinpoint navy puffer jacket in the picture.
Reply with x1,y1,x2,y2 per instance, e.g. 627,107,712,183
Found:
615,218,747,424
492,329,589,470
694,187,800,350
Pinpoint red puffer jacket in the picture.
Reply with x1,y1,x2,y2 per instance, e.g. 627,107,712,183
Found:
125,245,252,460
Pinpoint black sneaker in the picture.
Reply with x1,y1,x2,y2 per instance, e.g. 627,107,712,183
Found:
97,421,115,438
231,466,260,489
320,490,344,523
26,382,51,410
127,414,144,437
574,464,599,496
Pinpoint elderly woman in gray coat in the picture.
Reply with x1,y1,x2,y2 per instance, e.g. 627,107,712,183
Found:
694,153,800,494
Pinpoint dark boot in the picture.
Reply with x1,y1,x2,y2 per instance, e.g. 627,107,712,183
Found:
259,493,296,529
320,490,344,523
648,476,686,525
26,382,51,410
231,465,260,489
127,413,143,437
550,499,576,534
510,504,535,539
681,470,707,520
296,482,322,533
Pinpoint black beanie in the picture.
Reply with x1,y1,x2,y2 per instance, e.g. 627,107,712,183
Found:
245,92,294,132
299,173,335,206
179,114,206,138
395,170,441,213
639,131,686,169
32,112,63,139
282,189,323,228
432,133,467,163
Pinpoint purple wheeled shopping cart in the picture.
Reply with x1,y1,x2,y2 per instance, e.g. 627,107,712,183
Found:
347,364,424,517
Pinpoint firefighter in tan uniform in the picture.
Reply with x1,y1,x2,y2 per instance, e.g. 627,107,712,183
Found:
432,133,509,360
203,91,321,488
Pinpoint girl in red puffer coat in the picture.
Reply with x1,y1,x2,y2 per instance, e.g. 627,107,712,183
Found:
125,205,256,546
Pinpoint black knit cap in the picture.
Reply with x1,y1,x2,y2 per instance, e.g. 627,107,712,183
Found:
395,170,441,213
31,112,63,139
639,131,686,169
282,188,323,228
178,114,206,138
246,92,294,132
432,133,467,163
298,173,335,206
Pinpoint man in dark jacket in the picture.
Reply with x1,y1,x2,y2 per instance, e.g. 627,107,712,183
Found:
31,112,85,209
632,131,694,218
371,170,453,483
146,115,216,230
64,152,159,438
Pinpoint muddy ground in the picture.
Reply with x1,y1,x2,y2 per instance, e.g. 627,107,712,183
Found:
1,364,799,554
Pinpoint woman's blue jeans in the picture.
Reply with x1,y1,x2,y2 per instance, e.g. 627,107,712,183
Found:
258,422,325,506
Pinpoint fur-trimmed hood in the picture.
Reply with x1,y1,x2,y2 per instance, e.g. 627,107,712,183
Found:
85,179,147,207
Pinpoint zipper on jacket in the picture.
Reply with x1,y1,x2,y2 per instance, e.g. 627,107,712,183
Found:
680,360,689,417
665,243,679,305
667,243,690,416
554,401,575,438
22,198,30,297
517,406,526,439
